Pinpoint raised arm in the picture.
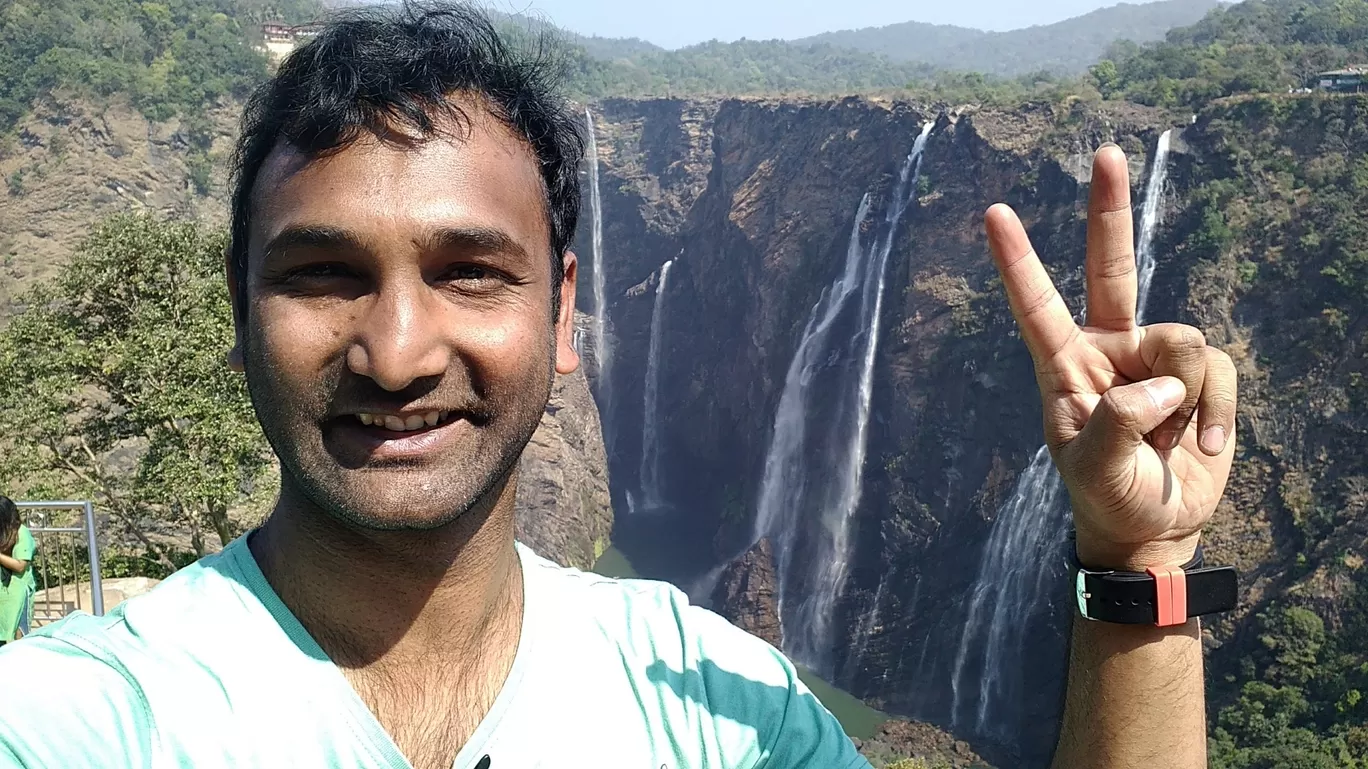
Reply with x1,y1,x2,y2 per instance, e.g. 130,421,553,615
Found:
0,551,29,576
985,144,1238,769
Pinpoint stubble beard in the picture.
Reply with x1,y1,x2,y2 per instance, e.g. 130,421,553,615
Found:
241,327,555,533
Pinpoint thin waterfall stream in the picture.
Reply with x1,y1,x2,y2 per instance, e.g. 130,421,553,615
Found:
638,260,674,514
584,108,610,390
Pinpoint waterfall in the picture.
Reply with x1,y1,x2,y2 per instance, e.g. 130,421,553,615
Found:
753,123,934,673
950,129,1177,740
843,570,890,683
585,108,610,385
1135,129,1174,323
950,445,1069,732
638,260,674,513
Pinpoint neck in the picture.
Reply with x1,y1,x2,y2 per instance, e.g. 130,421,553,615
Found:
250,471,524,671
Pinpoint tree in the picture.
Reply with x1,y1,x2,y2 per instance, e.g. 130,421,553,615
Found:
0,214,270,565
1090,59,1122,98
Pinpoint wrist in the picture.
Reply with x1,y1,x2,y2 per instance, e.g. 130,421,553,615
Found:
1074,531,1202,572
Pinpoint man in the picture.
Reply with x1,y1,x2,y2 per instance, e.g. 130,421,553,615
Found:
0,3,1237,768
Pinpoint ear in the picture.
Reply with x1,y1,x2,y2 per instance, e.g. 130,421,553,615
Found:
555,251,581,376
225,249,246,373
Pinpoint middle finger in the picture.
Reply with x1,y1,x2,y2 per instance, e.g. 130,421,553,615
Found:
1085,145,1139,332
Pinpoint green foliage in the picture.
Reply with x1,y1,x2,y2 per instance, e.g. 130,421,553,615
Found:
0,214,271,565
0,0,324,132
1179,93,1368,767
186,150,214,196
1102,0,1368,108
1211,600,1368,768
555,37,940,100
1091,59,1122,98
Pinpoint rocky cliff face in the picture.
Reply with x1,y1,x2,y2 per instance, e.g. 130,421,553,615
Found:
582,93,1368,767
0,96,237,322
515,350,615,571
709,538,782,647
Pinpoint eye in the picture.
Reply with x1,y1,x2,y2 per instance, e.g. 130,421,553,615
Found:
283,263,359,282
446,264,493,281
437,263,507,288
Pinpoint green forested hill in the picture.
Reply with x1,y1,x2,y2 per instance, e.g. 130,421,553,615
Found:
559,38,939,99
797,0,1222,76
1093,0,1368,106
0,0,322,130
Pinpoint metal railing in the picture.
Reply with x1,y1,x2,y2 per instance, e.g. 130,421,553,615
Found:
16,501,104,623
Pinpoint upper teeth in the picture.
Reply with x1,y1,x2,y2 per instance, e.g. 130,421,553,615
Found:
357,411,447,431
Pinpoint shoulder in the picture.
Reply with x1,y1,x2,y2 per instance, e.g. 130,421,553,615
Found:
519,547,869,768
0,634,157,765
0,545,253,764
14,525,34,554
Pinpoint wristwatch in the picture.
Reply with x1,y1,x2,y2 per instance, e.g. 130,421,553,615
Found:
1072,544,1239,627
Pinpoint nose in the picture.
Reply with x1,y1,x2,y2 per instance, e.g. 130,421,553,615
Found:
346,280,451,392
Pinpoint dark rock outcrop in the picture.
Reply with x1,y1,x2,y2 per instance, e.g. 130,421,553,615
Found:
515,348,615,571
711,538,782,648
855,719,993,768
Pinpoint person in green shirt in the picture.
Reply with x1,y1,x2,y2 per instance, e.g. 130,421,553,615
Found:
0,495,36,645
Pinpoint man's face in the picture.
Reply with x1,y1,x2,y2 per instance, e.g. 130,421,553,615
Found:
230,104,579,530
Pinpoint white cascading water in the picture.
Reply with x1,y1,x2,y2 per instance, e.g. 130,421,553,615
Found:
585,108,610,387
949,128,1176,736
638,260,674,513
753,123,934,672
1136,129,1174,322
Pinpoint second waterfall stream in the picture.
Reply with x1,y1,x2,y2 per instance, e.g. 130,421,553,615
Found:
751,123,935,674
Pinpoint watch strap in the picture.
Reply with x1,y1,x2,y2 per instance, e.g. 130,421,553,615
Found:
1072,544,1239,625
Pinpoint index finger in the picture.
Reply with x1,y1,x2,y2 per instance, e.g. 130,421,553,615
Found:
986,203,1078,361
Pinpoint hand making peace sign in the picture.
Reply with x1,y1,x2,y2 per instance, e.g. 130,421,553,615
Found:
986,144,1238,571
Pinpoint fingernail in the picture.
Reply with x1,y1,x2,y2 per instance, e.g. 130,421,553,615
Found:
1145,378,1184,410
1201,425,1227,454
1100,141,1119,150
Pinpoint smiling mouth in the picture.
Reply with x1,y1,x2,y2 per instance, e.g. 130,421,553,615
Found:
355,410,457,433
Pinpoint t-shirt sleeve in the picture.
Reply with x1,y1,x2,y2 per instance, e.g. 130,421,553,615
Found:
0,636,155,768
678,601,872,769
12,527,34,563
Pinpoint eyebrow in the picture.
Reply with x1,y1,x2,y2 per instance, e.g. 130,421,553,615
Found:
258,224,534,268
261,225,369,264
417,226,532,264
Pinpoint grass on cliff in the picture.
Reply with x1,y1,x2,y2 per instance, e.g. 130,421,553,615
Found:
1170,93,1368,769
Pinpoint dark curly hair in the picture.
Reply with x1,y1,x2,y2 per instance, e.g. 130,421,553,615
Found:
228,1,585,317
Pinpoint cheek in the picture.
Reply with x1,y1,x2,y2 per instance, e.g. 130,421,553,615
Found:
464,311,552,381
252,301,345,379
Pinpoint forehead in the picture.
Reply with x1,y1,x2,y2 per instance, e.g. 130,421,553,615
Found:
248,105,550,260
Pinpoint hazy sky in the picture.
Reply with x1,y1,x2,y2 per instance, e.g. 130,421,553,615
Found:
489,0,1159,49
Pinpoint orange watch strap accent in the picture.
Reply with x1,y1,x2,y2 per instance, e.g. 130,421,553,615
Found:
1146,565,1189,627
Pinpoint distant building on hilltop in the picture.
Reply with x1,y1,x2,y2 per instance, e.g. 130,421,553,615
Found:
260,22,324,63
1314,67,1367,93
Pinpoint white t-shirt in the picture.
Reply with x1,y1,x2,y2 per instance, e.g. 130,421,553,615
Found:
0,536,870,768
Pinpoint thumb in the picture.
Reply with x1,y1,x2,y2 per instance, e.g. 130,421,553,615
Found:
1063,376,1186,485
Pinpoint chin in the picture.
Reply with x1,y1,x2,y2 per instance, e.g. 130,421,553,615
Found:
305,471,499,533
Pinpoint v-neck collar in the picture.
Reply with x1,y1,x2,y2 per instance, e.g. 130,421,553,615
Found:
223,536,540,769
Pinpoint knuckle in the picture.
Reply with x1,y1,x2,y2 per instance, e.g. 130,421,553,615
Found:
1168,324,1207,353
1101,388,1146,426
